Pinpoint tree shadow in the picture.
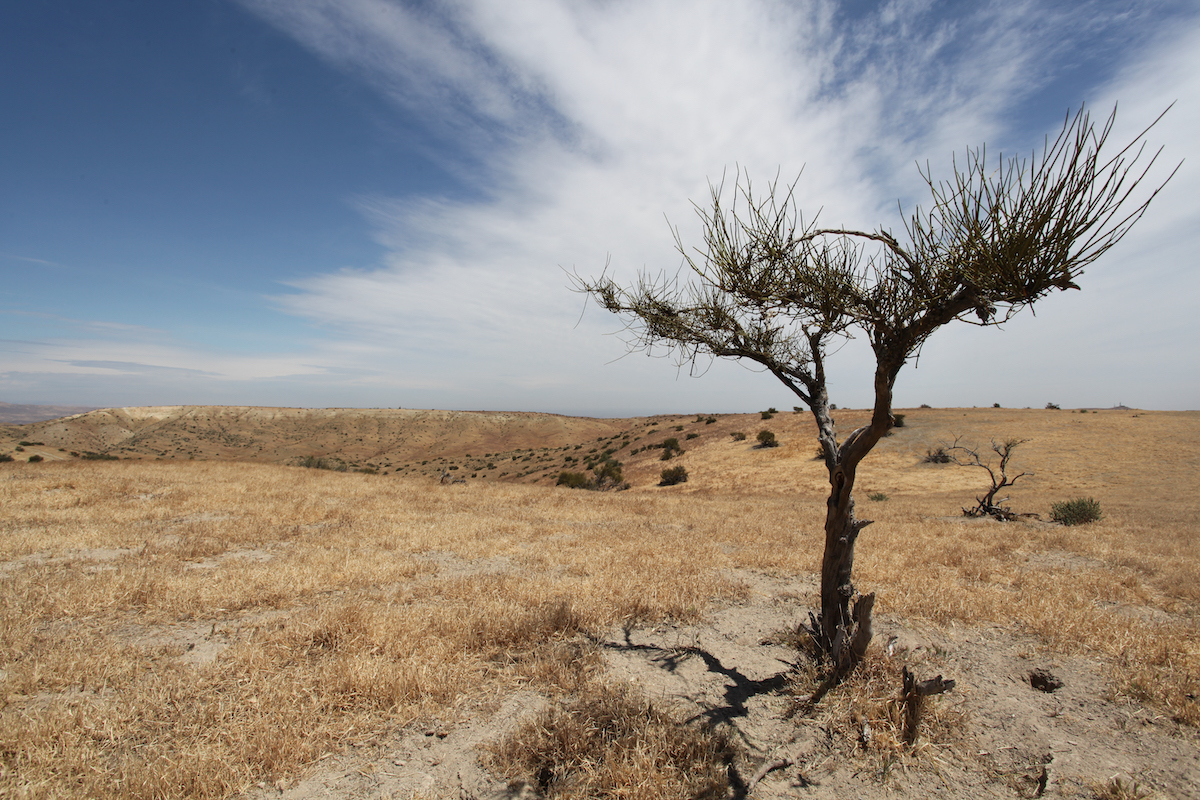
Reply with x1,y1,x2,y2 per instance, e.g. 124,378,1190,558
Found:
600,626,798,798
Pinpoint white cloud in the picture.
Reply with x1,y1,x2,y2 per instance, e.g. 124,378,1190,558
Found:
15,1,1191,413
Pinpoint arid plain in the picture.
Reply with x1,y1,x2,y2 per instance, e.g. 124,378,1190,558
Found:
2,406,1198,799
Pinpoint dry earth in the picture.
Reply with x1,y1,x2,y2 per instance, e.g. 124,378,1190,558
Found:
2,406,1198,799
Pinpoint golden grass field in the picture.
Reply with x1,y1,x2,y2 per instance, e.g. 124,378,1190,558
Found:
1,407,1197,799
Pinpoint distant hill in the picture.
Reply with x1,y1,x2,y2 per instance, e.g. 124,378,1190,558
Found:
0,402,100,424
0,405,660,479
3,403,1186,492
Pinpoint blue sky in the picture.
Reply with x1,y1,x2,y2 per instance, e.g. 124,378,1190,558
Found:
2,1,1197,416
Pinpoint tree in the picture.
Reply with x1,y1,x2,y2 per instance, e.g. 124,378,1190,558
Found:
947,437,1031,521
575,107,1173,674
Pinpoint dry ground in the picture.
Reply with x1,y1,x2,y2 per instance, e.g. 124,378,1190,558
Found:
1,408,1198,799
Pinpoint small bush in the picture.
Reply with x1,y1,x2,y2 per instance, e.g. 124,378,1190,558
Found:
919,403,932,408
661,437,680,452
1050,497,1103,526
793,406,803,413
14,446,24,452
1046,402,1060,410
557,471,591,489
660,465,688,486
674,425,684,431
923,447,951,464
685,432,699,440
82,451,119,461
760,411,774,420
27,455,44,463
593,459,625,488
867,491,888,501
829,403,838,410
993,403,1001,408
730,432,746,441
893,413,906,428
0,454,13,463
756,430,778,447
766,407,778,414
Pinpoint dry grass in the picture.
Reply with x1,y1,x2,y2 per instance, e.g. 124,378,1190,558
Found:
1,408,1198,797
485,681,736,799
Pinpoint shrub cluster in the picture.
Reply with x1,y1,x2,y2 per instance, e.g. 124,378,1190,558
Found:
659,465,688,486
557,458,628,491
81,452,119,461
299,455,347,472
1050,497,1103,526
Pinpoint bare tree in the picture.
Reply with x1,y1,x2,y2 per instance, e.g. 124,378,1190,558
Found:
947,437,1032,521
574,106,1173,674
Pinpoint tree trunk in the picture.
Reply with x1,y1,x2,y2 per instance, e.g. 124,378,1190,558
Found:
819,461,874,666
811,356,901,667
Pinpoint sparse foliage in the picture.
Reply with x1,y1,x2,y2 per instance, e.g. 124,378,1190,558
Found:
576,106,1172,670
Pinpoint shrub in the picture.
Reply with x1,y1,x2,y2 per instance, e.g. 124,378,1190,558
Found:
660,465,689,486
919,403,932,408
299,455,347,471
593,458,625,487
685,432,699,440
1050,497,1103,526
557,471,591,489
923,447,951,464
756,430,778,447
674,425,684,431
661,437,680,452
0,454,13,462
82,451,119,461
993,403,1001,408
892,413,906,428
766,407,778,414
14,446,24,452
704,416,716,424
730,432,747,441
27,455,44,463
867,491,888,501
1046,402,1060,410
761,411,774,420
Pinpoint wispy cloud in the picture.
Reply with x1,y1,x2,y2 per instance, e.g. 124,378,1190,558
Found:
235,0,1198,412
